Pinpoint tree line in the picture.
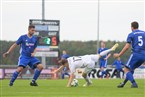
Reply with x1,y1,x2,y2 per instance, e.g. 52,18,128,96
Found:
0,40,131,65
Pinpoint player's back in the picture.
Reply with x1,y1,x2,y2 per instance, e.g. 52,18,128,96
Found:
129,30,145,55
67,55,92,68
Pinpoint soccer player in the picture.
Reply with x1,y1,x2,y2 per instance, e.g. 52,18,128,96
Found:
53,43,119,87
61,50,70,59
3,25,43,86
61,50,70,79
114,21,145,88
112,57,124,78
98,41,111,78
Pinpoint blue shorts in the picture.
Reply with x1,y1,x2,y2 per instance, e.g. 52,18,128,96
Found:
99,60,107,68
18,56,41,69
126,53,145,71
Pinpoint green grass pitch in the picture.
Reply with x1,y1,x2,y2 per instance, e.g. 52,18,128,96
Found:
0,79,144,97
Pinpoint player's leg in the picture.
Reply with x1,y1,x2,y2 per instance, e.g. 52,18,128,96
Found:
31,63,43,86
62,73,65,79
100,61,108,78
82,62,94,86
103,60,109,78
118,54,143,88
121,69,124,78
29,57,43,86
100,67,105,78
82,72,92,87
9,66,24,86
117,70,121,78
99,43,119,57
65,72,70,77
9,56,27,86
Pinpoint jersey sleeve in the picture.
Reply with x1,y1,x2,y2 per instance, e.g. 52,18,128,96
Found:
112,60,116,66
121,61,125,66
98,48,100,54
126,33,133,43
16,36,23,45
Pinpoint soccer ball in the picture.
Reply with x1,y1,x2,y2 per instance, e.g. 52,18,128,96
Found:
71,79,78,87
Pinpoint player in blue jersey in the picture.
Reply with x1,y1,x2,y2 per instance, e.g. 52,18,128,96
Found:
61,50,70,59
114,21,145,88
112,57,124,78
3,25,43,86
98,41,111,78
61,50,70,79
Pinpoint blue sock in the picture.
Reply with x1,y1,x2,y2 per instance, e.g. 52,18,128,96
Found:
126,71,137,86
62,74,65,79
10,71,19,84
32,69,41,83
101,71,106,77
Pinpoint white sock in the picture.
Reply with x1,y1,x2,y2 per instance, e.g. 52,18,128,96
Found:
100,49,111,57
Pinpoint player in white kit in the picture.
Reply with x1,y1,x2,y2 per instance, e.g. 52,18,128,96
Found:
54,43,119,87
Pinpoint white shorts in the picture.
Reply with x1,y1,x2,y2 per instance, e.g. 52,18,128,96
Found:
83,60,95,74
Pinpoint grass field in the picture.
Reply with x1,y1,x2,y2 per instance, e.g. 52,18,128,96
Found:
0,79,144,97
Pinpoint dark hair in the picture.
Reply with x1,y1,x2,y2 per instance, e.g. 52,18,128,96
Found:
28,25,35,30
131,21,139,29
58,59,68,65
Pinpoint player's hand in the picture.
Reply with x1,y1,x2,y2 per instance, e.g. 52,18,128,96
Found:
104,58,107,60
52,70,57,74
3,52,9,58
31,53,35,57
113,53,120,58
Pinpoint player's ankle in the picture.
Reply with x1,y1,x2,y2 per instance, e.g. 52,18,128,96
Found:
32,79,36,83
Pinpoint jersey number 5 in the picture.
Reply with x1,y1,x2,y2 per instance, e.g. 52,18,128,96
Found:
138,36,143,46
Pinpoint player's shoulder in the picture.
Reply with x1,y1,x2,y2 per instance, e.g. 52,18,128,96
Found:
20,34,27,37
32,35,37,38
131,30,145,34
18,34,27,39
128,32,134,36
98,48,101,51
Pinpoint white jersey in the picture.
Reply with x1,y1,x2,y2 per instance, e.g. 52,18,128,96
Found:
67,54,100,74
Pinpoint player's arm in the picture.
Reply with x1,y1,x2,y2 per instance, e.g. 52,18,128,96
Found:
112,61,116,67
53,65,64,73
67,73,75,87
31,48,37,57
31,39,38,57
3,43,17,58
104,53,111,60
114,43,131,58
121,61,125,66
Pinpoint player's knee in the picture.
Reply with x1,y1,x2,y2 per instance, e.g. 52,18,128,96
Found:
123,67,129,73
82,73,87,78
37,64,43,70
100,67,104,71
17,67,24,73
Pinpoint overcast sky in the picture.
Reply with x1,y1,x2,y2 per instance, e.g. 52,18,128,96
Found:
0,0,144,41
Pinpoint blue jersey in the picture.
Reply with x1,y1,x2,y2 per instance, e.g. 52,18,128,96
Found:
61,54,70,59
112,60,124,70
127,30,145,55
16,34,38,57
98,48,108,61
